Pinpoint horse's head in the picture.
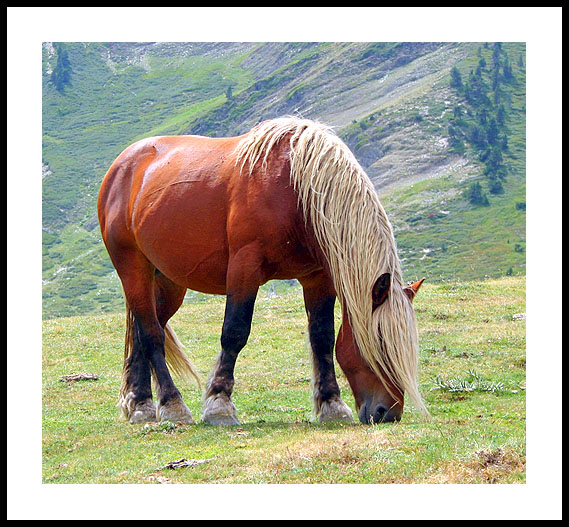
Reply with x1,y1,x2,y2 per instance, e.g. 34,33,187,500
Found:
336,274,425,424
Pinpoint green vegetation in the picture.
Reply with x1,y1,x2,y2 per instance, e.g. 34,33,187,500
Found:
385,171,526,283
43,276,526,484
448,43,526,203
376,43,526,283
50,43,73,93
463,181,490,206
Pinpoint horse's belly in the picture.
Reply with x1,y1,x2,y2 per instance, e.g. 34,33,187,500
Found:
133,179,230,294
152,241,229,295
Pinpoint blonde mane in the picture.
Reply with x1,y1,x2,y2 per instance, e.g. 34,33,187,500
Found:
235,117,427,415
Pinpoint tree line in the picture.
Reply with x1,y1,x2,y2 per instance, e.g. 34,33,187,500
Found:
448,43,522,206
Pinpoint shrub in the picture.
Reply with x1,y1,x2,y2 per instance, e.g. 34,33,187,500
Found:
463,182,489,206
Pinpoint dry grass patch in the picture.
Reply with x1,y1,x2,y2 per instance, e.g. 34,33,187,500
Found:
258,428,405,483
426,447,525,484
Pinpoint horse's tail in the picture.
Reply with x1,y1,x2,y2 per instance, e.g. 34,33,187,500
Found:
163,322,202,389
118,305,136,408
120,304,202,403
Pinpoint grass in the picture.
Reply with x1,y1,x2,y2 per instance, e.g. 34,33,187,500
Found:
42,276,526,484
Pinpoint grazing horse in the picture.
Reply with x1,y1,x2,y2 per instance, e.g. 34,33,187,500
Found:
98,116,427,426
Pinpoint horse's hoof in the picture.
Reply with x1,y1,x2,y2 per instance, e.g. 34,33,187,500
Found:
119,393,157,424
202,393,240,426
130,403,158,424
204,413,241,426
157,398,195,424
318,398,355,424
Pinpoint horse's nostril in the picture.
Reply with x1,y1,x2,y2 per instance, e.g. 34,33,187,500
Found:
372,405,387,424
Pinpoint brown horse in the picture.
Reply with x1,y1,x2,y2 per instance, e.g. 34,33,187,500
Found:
98,117,427,426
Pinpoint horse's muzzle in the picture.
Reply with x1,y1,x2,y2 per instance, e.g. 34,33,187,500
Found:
358,402,401,424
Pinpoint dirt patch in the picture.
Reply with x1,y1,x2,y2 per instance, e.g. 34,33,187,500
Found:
472,448,526,483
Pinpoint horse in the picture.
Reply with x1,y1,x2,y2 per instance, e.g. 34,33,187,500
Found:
97,116,427,426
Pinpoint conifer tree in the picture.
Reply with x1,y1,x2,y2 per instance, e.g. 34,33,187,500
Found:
464,182,489,206
51,43,72,93
450,66,463,89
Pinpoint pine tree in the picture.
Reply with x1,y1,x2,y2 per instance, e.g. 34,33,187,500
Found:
464,182,489,206
496,104,506,127
503,56,514,82
486,118,499,145
450,66,463,89
51,43,72,93
488,177,504,195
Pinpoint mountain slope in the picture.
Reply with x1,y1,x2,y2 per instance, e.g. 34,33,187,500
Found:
42,41,525,318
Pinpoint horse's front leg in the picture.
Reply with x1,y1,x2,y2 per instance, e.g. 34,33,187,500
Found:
302,273,354,423
203,245,261,425
202,293,257,425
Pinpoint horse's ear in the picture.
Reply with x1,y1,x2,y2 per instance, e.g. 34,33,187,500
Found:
372,273,391,310
404,278,425,301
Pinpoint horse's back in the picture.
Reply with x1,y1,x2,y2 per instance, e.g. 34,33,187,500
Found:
98,133,319,294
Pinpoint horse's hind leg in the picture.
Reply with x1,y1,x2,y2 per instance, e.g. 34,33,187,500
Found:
301,273,354,423
153,271,196,423
120,307,155,424
117,250,193,424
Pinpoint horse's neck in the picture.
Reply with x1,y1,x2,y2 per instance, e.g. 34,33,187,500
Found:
337,308,355,349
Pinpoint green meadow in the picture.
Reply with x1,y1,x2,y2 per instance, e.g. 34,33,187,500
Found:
42,276,525,484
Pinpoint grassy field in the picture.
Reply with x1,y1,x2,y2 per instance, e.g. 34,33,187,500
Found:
42,276,526,485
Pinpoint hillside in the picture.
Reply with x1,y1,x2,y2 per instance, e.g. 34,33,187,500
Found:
42,42,526,318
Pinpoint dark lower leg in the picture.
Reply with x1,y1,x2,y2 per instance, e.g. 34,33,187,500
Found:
123,345,153,403
302,275,353,422
133,319,183,407
203,293,257,425
125,317,192,423
119,314,155,423
306,295,342,409
206,293,257,399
